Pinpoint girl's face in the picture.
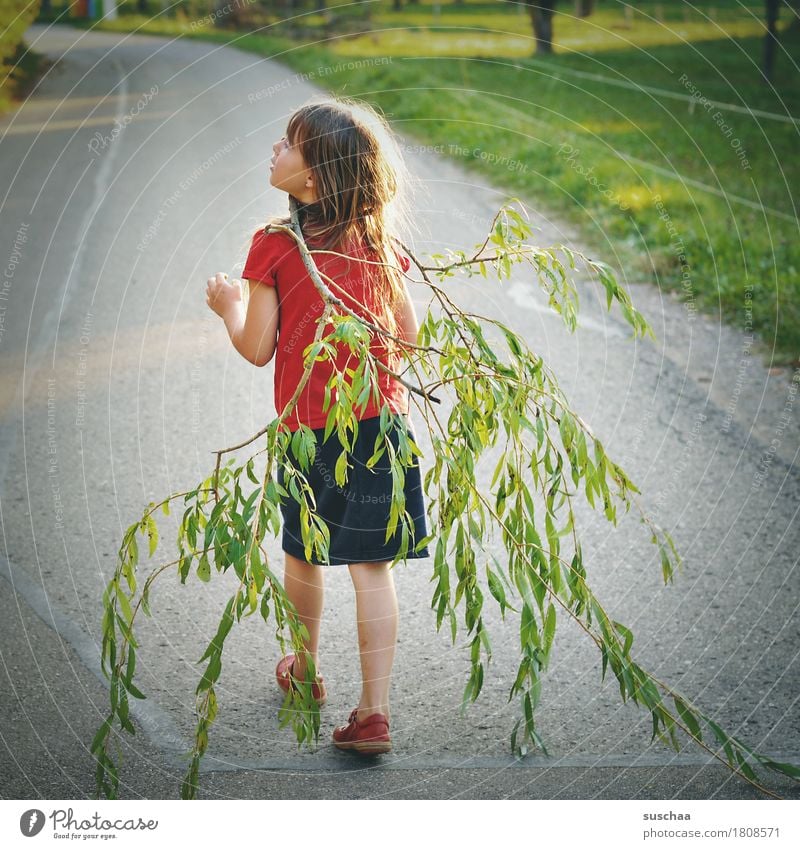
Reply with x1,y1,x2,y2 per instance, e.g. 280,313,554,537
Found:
269,131,316,202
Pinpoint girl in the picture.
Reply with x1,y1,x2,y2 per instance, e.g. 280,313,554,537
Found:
206,96,430,755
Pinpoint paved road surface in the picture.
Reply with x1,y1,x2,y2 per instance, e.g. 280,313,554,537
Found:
0,23,797,800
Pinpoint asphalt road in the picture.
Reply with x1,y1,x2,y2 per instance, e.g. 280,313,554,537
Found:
0,23,798,802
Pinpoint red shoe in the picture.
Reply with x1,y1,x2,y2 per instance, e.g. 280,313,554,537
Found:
332,708,392,754
275,655,327,706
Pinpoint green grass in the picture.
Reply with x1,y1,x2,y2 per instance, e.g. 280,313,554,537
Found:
62,1,800,363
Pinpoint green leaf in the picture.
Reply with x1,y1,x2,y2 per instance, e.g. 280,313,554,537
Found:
140,581,152,618
486,565,507,613
90,718,112,754
502,327,523,359
179,553,192,584
660,544,674,584
116,587,134,625
334,450,349,487
612,620,634,657
242,488,261,524
754,757,800,780
674,696,703,741
197,553,211,583
114,613,139,649
197,653,222,693
145,516,159,558
125,680,146,700
543,602,556,659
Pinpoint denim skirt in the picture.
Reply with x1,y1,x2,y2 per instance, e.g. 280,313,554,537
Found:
276,412,431,566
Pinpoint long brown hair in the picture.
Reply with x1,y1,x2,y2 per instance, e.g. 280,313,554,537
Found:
260,95,416,343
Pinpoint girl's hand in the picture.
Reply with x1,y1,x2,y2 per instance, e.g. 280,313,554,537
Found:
206,272,242,317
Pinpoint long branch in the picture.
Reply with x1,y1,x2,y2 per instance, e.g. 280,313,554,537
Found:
414,394,781,797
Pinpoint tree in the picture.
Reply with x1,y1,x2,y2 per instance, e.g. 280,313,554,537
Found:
525,0,559,55
763,0,781,82
212,0,248,28
91,197,800,799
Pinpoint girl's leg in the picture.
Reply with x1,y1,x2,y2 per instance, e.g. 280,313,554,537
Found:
347,560,398,723
283,552,324,679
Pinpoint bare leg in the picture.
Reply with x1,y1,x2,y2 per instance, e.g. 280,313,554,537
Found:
348,560,398,723
283,552,324,679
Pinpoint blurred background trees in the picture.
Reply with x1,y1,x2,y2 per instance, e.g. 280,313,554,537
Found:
25,0,798,75
1,0,44,112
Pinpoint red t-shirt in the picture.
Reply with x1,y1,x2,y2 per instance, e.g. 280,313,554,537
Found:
241,226,411,431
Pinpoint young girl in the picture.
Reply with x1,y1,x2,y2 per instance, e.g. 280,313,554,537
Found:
205,96,430,755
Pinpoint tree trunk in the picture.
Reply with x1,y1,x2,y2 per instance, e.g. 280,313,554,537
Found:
213,0,236,28
574,0,593,17
763,0,780,82
529,1,557,55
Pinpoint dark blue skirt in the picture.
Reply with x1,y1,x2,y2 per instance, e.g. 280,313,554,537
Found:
276,412,431,566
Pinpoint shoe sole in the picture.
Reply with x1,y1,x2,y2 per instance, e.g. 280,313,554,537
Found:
333,739,392,754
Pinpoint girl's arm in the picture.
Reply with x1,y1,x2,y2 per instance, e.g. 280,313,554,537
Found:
397,277,421,347
206,272,279,367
